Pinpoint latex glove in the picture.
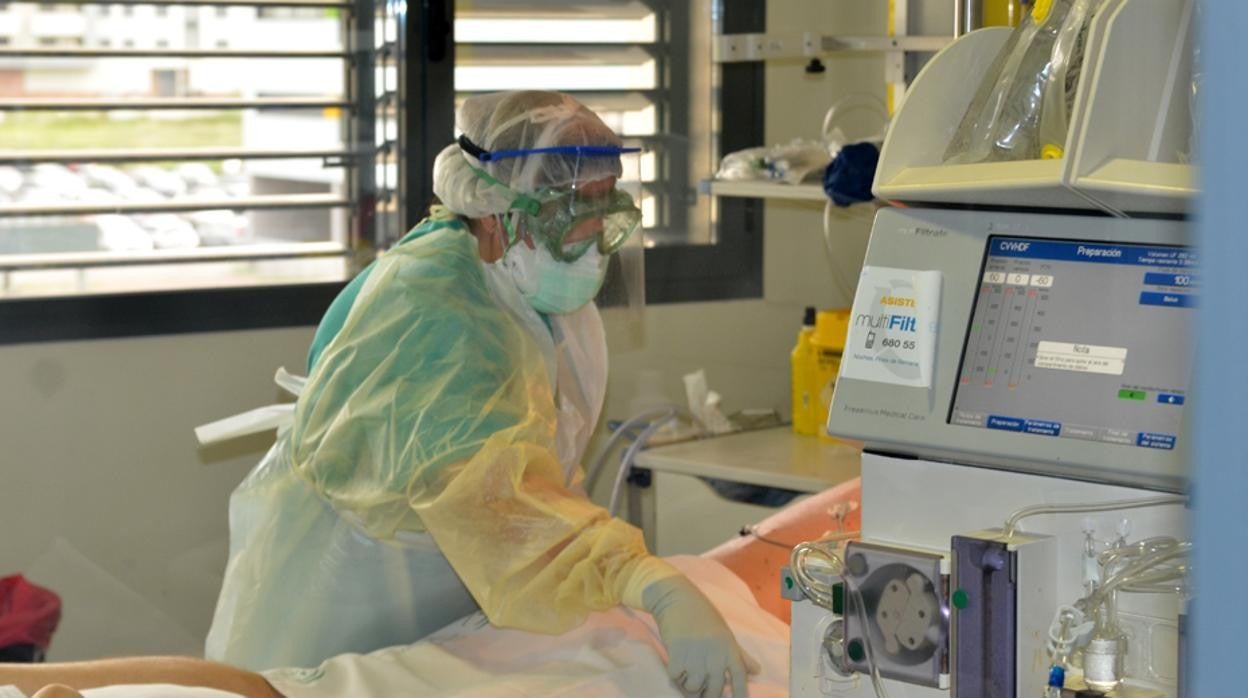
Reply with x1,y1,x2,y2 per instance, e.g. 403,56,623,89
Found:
642,575,761,697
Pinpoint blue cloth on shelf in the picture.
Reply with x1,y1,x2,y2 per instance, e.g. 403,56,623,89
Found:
822,141,880,207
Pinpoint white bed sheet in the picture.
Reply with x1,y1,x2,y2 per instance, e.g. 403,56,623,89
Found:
264,555,788,698
8,555,786,698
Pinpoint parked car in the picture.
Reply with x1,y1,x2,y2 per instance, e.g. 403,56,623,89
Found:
175,163,220,190
125,186,166,204
78,188,122,207
222,175,250,198
0,166,22,196
17,187,67,206
186,209,251,246
95,214,154,252
29,164,88,200
81,164,138,196
131,166,187,198
136,213,200,249
188,186,230,202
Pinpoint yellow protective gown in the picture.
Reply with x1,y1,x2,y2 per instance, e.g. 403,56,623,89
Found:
286,218,678,636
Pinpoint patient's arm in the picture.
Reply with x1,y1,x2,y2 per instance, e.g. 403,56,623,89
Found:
0,656,283,698
704,477,861,623
32,686,85,698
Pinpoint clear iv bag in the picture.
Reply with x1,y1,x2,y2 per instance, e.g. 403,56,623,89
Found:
944,0,1102,164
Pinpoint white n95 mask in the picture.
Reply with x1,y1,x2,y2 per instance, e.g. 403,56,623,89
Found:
502,240,608,315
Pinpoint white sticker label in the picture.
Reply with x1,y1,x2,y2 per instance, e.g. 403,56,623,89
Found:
840,266,943,388
1034,341,1127,375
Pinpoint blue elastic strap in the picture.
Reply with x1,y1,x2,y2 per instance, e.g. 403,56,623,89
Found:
484,145,641,162
459,134,640,163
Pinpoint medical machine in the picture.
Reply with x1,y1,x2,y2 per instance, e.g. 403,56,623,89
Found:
786,207,1193,698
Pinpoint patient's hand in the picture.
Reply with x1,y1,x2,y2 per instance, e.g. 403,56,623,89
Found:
0,657,282,698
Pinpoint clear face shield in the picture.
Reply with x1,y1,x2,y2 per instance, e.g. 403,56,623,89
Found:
462,137,645,324
594,162,645,333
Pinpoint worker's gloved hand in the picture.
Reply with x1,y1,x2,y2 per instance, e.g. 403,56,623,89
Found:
642,575,761,697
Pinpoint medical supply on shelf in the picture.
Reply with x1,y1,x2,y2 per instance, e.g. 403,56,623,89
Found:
945,0,1102,164
715,138,835,185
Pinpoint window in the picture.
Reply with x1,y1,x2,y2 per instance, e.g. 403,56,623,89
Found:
0,0,394,340
403,1,763,303
258,8,325,20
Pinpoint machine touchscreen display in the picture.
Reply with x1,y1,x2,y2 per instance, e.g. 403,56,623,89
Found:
948,236,1195,451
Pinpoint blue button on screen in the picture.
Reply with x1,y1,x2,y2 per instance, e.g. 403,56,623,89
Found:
1023,419,1062,436
1157,393,1185,406
1137,433,1177,450
1139,291,1197,308
987,415,1024,432
1143,272,1197,288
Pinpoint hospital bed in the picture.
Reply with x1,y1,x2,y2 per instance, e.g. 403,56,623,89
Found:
3,482,863,698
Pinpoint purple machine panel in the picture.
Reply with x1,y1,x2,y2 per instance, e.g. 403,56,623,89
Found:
951,535,1017,697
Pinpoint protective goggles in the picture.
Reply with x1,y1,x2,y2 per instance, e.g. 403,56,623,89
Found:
460,136,643,263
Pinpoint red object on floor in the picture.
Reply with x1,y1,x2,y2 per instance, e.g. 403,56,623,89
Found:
0,574,62,651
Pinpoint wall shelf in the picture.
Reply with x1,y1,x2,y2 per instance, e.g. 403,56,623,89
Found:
702,179,827,202
713,32,952,63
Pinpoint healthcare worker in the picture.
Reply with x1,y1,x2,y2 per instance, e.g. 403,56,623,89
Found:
206,91,756,697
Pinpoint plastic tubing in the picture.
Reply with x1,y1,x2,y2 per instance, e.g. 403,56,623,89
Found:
584,407,681,490
1092,555,1189,606
1003,495,1188,539
607,409,677,517
1080,548,1190,630
1104,541,1188,574
1098,539,1187,584
789,540,890,698
1099,536,1182,566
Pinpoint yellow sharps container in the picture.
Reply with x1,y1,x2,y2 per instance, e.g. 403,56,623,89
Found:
811,309,851,443
985,0,1025,27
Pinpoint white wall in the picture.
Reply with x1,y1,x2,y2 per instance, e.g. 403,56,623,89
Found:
0,328,312,660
